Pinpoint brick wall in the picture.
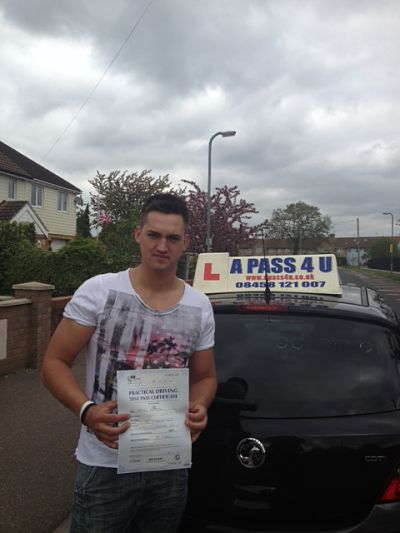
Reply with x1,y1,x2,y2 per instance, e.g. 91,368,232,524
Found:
0,282,72,376
0,298,32,375
51,296,71,334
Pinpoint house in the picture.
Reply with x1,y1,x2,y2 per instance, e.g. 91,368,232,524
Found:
0,200,49,248
334,236,400,266
0,140,81,250
240,237,335,256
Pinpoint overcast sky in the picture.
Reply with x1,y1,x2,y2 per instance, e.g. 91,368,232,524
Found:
1,0,399,237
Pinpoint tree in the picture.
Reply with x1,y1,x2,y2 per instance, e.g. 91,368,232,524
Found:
268,201,332,254
369,238,400,260
367,237,400,271
76,203,92,238
89,169,184,267
183,180,262,255
89,170,177,226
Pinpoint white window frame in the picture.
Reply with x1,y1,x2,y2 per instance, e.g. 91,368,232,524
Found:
8,178,16,199
31,184,43,207
57,191,68,212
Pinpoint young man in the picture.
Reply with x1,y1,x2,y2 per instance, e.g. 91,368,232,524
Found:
42,193,216,533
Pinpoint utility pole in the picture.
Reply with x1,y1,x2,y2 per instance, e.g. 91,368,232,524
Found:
383,212,394,274
357,218,360,268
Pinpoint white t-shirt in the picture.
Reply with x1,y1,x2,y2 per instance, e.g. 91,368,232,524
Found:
64,269,215,468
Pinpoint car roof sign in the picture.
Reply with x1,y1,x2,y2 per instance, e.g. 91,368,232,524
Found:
193,253,342,295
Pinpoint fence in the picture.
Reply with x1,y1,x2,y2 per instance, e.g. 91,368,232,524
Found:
367,257,400,272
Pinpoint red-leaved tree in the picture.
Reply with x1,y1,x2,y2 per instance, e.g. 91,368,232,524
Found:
182,180,263,254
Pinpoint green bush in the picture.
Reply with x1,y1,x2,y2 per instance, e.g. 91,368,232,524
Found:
52,238,110,295
0,220,194,296
0,222,37,293
1,239,52,293
0,226,113,296
98,218,140,271
0,221,35,248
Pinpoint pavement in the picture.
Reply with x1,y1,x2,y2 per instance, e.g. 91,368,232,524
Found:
0,353,85,533
51,516,70,533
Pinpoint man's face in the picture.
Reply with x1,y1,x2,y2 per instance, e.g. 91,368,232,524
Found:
135,211,188,272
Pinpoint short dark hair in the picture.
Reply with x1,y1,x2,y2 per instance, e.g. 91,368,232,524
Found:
140,193,189,227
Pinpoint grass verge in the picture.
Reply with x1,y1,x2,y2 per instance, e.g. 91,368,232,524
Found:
343,265,400,283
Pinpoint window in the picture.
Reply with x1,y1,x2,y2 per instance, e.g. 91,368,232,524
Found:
8,178,16,199
31,184,43,206
58,191,68,212
214,314,400,417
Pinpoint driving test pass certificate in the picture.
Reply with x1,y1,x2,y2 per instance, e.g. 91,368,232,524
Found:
117,368,191,474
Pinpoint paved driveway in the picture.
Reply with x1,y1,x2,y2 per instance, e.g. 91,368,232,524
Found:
0,354,85,533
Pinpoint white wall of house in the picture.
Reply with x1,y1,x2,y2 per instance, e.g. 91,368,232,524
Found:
34,187,76,237
13,209,47,237
346,248,368,266
0,174,8,199
51,239,69,251
0,174,77,237
0,174,26,200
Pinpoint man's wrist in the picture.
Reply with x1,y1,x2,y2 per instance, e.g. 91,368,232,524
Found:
79,400,96,425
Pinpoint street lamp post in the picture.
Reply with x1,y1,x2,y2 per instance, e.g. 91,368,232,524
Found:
206,130,236,252
383,212,394,274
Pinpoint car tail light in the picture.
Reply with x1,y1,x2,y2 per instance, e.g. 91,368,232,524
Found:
380,472,400,503
237,304,288,313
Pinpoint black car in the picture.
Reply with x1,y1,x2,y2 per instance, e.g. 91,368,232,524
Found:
181,254,400,533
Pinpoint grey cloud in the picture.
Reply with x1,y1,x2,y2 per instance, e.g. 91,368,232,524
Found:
1,0,400,236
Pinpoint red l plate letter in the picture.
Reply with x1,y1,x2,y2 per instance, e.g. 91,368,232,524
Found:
204,263,220,281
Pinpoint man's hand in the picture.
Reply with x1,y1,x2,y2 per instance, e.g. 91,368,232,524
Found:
84,400,130,449
185,401,208,443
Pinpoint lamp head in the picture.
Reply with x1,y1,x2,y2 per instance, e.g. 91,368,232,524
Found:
221,130,236,137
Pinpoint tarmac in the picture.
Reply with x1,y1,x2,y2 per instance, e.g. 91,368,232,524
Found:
51,516,70,533
0,353,85,533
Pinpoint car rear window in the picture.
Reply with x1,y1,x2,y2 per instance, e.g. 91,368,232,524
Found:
214,314,400,417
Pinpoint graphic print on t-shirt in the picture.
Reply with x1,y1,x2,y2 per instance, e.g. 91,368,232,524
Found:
91,290,201,403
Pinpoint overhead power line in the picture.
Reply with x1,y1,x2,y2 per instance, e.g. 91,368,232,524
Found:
41,0,153,162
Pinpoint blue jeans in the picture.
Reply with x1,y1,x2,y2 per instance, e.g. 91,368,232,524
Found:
70,463,188,533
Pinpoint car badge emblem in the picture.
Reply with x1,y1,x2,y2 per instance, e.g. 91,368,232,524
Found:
236,438,266,469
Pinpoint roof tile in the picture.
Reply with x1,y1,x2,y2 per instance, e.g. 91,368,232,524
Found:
0,140,81,193
0,200,29,221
